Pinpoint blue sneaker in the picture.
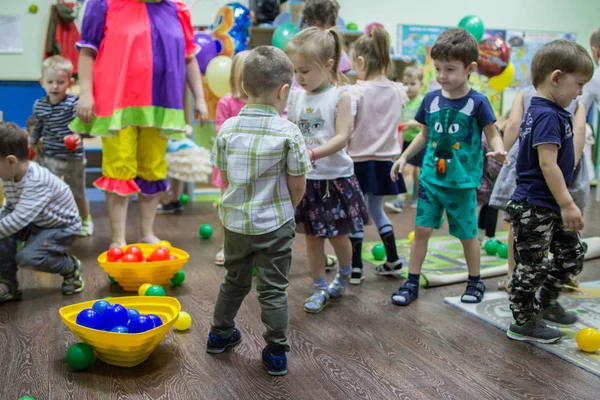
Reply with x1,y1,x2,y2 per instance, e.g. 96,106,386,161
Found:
262,345,287,376
206,328,242,354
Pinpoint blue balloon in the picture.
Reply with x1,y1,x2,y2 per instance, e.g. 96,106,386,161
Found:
76,309,103,330
227,2,252,30
128,315,155,333
274,12,292,27
92,300,110,315
110,326,129,333
146,314,163,328
127,308,140,320
102,304,129,331
229,29,249,54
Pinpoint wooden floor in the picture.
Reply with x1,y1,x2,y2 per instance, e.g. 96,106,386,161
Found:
2,198,600,400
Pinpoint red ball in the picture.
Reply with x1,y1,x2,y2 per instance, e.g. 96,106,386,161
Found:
125,246,144,262
397,122,405,132
107,247,124,262
149,248,170,262
169,255,177,261
121,253,138,263
64,135,78,151
29,147,35,160
157,246,170,256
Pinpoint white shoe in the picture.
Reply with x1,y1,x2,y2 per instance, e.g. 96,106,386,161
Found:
80,216,94,236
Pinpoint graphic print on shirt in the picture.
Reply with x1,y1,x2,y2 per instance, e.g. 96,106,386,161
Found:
428,96,474,175
298,107,325,147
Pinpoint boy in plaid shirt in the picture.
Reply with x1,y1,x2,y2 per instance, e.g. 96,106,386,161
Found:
206,46,312,376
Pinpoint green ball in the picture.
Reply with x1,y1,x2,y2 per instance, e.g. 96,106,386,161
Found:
497,242,509,259
108,275,116,283
371,244,386,261
252,267,257,276
170,270,185,286
346,22,359,31
180,194,189,205
199,224,213,239
66,343,94,371
19,397,35,400
145,285,166,296
484,240,499,256
29,5,38,14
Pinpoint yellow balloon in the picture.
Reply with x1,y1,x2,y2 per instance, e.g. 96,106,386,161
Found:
206,56,233,98
408,231,415,244
174,311,192,331
489,63,515,92
157,240,172,249
138,283,152,296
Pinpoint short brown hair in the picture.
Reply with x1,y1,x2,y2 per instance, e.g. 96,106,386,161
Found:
430,28,479,67
242,46,294,97
531,39,594,88
229,50,250,99
301,0,339,29
351,24,391,78
0,122,29,161
42,55,73,77
402,66,424,82
590,28,600,48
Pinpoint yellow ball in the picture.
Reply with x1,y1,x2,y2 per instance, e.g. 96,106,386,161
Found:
576,327,600,353
408,231,415,243
138,283,152,296
174,311,192,331
157,240,172,249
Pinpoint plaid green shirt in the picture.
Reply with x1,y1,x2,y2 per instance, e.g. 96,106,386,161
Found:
212,104,312,235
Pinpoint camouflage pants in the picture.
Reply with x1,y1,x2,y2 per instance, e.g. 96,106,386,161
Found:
507,200,586,325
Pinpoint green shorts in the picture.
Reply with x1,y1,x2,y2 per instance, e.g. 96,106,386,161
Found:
415,180,478,241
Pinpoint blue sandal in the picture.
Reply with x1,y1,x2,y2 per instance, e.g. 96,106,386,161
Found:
461,280,486,303
391,281,419,306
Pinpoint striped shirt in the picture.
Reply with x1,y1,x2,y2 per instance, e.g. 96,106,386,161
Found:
0,162,82,239
31,94,83,159
212,104,312,235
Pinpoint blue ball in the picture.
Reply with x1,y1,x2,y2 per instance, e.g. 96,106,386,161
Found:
127,308,140,320
110,326,129,333
102,304,129,331
92,300,111,315
146,314,163,328
128,315,155,333
76,309,103,330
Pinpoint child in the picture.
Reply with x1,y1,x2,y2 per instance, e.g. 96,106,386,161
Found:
506,39,594,343
0,123,83,304
385,66,424,213
347,23,408,284
207,46,311,376
286,27,369,313
30,56,93,236
389,28,507,306
213,50,250,266
70,0,208,248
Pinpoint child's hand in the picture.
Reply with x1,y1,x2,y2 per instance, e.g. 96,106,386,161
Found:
184,124,193,137
73,134,82,150
486,150,509,166
78,93,95,124
195,100,209,127
561,203,584,231
390,156,407,181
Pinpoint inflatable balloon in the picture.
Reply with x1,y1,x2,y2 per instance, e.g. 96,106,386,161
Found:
206,56,233,98
194,32,218,74
274,12,292,27
489,62,515,92
458,15,485,42
213,3,251,57
272,23,299,50
478,36,510,78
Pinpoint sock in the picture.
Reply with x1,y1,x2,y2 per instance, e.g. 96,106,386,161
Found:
313,277,328,291
380,228,400,263
468,275,481,282
407,273,420,285
338,264,351,278
350,234,364,270
0,283,10,297
392,274,419,303
484,207,498,238
266,344,286,355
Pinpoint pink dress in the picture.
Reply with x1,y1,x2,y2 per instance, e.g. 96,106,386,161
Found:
212,95,247,188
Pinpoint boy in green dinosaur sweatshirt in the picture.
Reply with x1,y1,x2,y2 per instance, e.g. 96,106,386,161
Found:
389,28,508,306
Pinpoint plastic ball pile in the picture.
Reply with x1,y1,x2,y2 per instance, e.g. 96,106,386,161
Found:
75,300,164,334
484,240,509,259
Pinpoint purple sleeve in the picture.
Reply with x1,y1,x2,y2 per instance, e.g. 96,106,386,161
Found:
532,113,562,148
476,96,497,129
339,50,352,74
76,0,108,53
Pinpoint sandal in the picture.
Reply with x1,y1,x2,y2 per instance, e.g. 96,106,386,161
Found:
303,289,330,314
374,259,403,276
327,274,349,298
391,281,419,306
497,278,511,293
325,254,337,272
0,279,22,305
461,280,486,303
215,247,225,266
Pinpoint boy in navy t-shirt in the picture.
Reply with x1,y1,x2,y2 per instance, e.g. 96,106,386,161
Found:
507,39,594,344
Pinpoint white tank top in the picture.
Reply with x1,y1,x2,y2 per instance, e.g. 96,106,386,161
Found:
288,87,354,180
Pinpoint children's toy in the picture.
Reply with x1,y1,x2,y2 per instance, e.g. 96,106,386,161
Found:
174,311,192,331
199,224,214,239
66,343,95,371
170,270,185,286
371,244,386,261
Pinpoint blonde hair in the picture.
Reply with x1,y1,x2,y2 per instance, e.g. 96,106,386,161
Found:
243,46,294,97
402,66,424,82
285,27,344,85
42,55,73,77
229,51,250,99
351,24,391,78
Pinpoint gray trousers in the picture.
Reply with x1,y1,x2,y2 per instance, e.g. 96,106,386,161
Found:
211,220,296,351
0,226,77,282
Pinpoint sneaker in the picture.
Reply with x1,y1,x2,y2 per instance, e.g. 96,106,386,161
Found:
384,198,404,213
215,247,225,266
349,268,364,285
410,199,418,209
80,216,94,237
62,256,84,295
507,314,562,344
262,345,287,376
0,279,22,304
157,201,184,214
542,302,578,326
206,328,242,354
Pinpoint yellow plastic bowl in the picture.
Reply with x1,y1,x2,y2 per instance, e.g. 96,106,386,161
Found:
60,296,181,367
98,244,189,291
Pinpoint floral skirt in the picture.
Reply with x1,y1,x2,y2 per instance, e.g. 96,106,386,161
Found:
295,176,369,237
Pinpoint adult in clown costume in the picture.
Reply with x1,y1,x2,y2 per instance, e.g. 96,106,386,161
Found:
70,0,208,247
